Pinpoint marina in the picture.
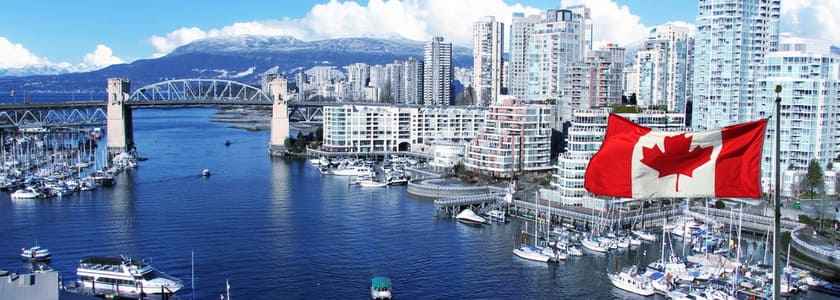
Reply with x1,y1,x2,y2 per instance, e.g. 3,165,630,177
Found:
0,108,836,299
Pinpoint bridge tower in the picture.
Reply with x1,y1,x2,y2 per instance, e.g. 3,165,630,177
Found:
268,77,289,156
106,78,135,159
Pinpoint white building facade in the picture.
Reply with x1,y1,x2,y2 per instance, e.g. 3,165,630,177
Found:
757,36,840,196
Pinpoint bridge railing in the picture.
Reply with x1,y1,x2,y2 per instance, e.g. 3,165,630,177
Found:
688,206,801,230
789,225,840,260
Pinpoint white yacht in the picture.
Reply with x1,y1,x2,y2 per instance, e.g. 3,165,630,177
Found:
331,165,373,177
632,229,657,242
76,255,183,296
513,245,551,263
608,265,655,296
580,235,609,253
455,209,487,225
11,186,42,199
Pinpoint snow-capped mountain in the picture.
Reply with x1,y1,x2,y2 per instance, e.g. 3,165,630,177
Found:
0,35,473,92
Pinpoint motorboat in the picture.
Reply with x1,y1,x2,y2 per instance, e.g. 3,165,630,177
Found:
608,265,655,296
89,171,115,186
21,245,51,262
202,169,211,177
455,209,487,225
370,276,393,300
332,165,373,177
513,245,551,263
11,186,43,199
357,180,388,188
76,255,183,296
484,209,508,223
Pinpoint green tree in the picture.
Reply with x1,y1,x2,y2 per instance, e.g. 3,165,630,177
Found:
800,159,825,197
714,199,726,209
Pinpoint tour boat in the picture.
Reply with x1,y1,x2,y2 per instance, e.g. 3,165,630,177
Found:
455,209,487,225
76,255,183,296
608,265,655,296
21,245,51,262
370,276,393,300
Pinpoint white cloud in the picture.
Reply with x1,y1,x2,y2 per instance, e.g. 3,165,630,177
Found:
781,0,839,45
82,44,124,69
561,0,649,49
0,36,50,68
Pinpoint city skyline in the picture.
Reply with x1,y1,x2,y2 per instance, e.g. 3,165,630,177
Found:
0,0,836,72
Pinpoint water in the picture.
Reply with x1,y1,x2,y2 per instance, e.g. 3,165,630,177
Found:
0,108,826,299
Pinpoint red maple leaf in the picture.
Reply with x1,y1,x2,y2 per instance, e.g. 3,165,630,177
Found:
640,133,713,192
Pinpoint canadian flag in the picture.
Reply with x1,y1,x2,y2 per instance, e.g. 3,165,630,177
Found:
584,114,768,199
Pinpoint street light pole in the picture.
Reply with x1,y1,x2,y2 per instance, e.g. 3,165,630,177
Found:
773,85,782,300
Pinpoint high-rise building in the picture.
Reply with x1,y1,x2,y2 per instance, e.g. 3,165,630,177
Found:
757,36,840,196
402,56,424,105
691,0,780,130
385,61,403,104
564,44,625,121
634,24,694,112
423,36,453,106
473,16,504,106
526,7,591,110
345,63,370,101
508,12,540,102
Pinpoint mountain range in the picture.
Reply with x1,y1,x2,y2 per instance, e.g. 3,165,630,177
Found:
0,35,474,92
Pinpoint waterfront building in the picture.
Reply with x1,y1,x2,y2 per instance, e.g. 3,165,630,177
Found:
321,105,484,153
322,105,409,152
526,6,591,107
473,16,504,106
423,36,453,106
691,0,780,130
402,56,424,105
757,36,840,196
410,106,485,152
508,12,540,102
542,108,686,211
633,24,694,112
463,97,553,178
564,44,625,122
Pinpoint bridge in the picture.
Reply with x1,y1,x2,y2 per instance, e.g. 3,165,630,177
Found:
0,78,431,160
0,78,293,158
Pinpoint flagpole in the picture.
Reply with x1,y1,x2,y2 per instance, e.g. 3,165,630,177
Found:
772,85,782,300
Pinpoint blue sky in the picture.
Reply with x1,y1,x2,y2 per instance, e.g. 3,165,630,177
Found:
0,0,835,71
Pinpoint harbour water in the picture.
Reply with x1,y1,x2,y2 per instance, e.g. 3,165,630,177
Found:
0,108,827,299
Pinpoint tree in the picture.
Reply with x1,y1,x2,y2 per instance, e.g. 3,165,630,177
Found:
714,199,726,209
800,159,825,197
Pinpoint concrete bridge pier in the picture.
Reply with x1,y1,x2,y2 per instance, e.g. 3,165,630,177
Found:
106,78,135,162
268,77,290,156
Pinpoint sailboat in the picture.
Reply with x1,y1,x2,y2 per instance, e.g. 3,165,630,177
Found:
512,212,551,263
